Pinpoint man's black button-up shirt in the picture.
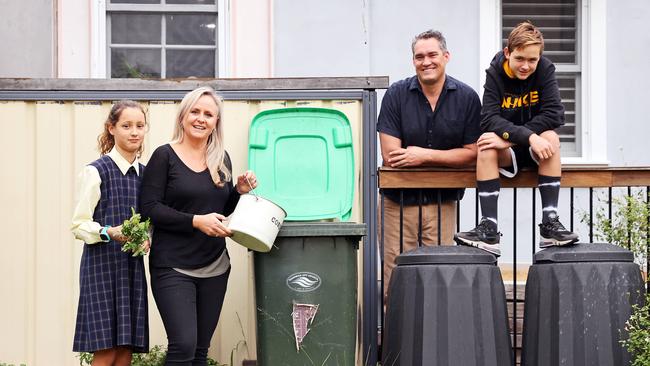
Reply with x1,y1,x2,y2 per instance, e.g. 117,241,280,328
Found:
377,74,481,205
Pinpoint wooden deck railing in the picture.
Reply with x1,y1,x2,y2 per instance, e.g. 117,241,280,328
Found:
379,166,650,189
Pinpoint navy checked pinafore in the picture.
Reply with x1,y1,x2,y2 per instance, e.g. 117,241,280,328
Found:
73,155,149,353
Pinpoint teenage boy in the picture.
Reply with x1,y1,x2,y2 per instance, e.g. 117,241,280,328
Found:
454,21,578,256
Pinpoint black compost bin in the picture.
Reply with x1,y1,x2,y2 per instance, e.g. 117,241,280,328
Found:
254,222,365,366
522,243,645,366
383,245,513,366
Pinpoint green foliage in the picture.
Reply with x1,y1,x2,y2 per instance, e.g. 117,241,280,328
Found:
78,351,93,366
130,345,167,366
121,207,151,257
123,60,146,79
78,345,227,366
583,190,650,365
0,363,27,366
75,313,249,365
581,190,649,266
621,293,650,366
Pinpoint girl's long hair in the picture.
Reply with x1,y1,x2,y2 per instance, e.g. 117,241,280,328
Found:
97,100,147,156
171,87,230,186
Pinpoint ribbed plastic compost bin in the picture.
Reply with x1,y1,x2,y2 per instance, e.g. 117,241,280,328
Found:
522,243,645,366
383,245,512,366
254,222,365,365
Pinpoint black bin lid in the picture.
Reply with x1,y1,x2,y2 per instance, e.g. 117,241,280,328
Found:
396,245,497,265
534,243,634,263
277,222,366,237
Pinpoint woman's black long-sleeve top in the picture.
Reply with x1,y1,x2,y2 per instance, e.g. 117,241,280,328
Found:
140,144,240,269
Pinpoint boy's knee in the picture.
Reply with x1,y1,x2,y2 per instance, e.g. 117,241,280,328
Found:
477,147,499,165
540,130,560,148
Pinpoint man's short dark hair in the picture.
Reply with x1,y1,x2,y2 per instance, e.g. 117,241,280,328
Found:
411,30,448,54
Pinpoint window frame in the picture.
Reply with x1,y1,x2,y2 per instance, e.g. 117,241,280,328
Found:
479,0,608,164
91,0,229,79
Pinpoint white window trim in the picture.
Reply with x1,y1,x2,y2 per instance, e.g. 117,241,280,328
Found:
91,0,107,78
479,0,608,165
479,0,501,97
90,0,230,78
218,0,231,77
567,0,607,165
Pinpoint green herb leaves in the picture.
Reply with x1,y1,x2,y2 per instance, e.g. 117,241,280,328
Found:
121,207,151,257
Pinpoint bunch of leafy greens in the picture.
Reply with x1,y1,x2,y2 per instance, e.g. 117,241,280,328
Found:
121,207,151,257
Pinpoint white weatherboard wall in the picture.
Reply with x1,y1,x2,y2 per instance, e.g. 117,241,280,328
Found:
606,0,650,166
0,0,55,77
273,0,481,90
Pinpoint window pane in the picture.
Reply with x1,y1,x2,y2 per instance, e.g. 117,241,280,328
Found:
166,50,215,78
501,1,580,157
502,0,577,64
166,14,217,45
111,14,161,44
556,75,579,156
111,49,161,78
111,0,160,3
167,0,215,3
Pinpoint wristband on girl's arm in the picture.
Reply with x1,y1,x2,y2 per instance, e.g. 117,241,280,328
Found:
99,225,111,242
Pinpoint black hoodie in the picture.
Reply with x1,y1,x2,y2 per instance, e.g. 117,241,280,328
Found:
480,50,565,146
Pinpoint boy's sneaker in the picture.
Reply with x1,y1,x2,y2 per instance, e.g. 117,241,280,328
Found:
454,218,502,256
539,216,579,248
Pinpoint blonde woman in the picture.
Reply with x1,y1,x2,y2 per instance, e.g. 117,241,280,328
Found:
140,87,256,365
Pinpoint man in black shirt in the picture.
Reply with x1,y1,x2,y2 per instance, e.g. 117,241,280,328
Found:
454,21,579,256
377,30,481,298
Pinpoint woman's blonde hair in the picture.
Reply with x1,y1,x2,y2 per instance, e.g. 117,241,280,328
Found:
97,100,147,156
172,86,230,186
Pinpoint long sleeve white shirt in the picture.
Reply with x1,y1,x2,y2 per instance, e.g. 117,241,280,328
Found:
70,148,140,244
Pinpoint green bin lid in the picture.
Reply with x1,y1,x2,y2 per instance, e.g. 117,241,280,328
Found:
248,108,355,221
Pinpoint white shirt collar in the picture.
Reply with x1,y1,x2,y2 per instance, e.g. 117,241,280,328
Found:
108,147,140,176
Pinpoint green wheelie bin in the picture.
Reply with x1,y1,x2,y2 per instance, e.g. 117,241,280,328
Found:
254,222,366,365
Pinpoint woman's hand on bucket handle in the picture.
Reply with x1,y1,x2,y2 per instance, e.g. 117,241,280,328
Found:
193,213,233,237
236,170,257,194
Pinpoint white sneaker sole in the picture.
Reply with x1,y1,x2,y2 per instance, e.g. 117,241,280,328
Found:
454,236,501,256
539,237,579,248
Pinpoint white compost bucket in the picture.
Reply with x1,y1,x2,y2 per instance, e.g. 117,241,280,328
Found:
228,194,287,252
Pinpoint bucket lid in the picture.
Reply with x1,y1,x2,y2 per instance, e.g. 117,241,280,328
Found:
396,245,498,265
248,108,355,221
533,243,635,263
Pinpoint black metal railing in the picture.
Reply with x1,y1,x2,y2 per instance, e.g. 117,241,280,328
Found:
370,166,650,365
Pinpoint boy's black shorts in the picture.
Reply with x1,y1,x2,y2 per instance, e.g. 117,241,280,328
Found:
499,145,539,178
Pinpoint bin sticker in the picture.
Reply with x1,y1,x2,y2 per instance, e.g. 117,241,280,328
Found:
286,272,321,292
292,302,319,352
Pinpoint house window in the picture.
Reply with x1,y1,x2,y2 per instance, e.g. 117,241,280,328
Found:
106,0,218,78
501,0,581,157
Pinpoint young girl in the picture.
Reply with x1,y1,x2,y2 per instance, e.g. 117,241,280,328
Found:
71,100,150,366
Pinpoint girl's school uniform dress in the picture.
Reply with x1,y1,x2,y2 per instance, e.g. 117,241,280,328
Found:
71,148,149,353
